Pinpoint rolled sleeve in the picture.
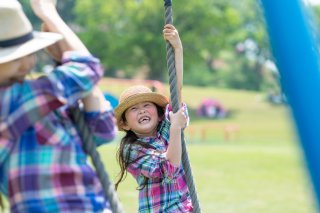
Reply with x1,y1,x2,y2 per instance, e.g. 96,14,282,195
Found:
158,103,190,142
164,103,190,126
47,52,104,106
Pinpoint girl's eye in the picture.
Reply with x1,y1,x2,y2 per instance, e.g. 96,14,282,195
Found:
144,103,150,107
130,107,137,111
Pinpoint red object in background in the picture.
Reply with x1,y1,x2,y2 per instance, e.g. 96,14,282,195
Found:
196,98,228,119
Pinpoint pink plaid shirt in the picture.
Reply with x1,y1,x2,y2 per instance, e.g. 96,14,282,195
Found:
124,104,193,212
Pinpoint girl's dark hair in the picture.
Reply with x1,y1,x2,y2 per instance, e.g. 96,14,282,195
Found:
0,193,4,210
115,104,165,190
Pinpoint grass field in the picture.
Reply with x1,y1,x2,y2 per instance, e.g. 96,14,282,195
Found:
1,80,316,212
101,143,314,213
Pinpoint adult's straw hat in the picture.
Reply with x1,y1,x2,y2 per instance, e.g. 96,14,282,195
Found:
0,0,62,64
115,85,169,131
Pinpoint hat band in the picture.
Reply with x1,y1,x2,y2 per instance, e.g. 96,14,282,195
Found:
0,32,33,48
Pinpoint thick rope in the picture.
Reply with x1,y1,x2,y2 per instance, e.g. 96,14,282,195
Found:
52,0,123,210
71,107,124,213
163,0,202,212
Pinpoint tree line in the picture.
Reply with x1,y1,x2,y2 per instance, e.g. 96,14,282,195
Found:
20,0,320,92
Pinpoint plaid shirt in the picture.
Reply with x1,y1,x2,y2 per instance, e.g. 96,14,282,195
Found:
125,104,193,213
0,52,117,213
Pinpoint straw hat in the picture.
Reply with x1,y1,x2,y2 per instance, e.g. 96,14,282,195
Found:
115,85,169,131
0,1,63,64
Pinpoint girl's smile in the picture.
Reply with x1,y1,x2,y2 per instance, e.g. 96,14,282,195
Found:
138,115,151,124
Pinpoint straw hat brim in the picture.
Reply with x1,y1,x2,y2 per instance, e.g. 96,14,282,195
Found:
0,31,63,64
115,92,169,131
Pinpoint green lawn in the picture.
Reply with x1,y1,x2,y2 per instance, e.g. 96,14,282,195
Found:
1,82,317,212
99,142,315,213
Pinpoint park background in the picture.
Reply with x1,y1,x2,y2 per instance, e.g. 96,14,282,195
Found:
5,0,320,212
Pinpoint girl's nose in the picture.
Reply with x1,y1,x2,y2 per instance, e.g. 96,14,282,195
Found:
139,109,146,114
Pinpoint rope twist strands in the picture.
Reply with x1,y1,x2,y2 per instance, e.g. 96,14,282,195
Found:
163,1,201,212
71,107,124,213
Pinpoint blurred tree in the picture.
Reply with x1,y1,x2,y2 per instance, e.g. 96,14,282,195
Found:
20,0,75,28
75,0,249,81
226,0,272,91
20,0,277,91
307,4,320,41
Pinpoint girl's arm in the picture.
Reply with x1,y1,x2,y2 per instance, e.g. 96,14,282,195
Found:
125,144,180,180
163,24,183,103
165,106,187,167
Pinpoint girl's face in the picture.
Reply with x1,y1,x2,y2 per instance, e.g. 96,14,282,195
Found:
123,102,161,137
0,54,36,86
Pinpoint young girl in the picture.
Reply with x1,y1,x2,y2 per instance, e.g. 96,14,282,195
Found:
114,24,193,212
0,0,116,212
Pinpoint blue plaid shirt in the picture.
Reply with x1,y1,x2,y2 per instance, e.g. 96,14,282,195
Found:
0,52,117,212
